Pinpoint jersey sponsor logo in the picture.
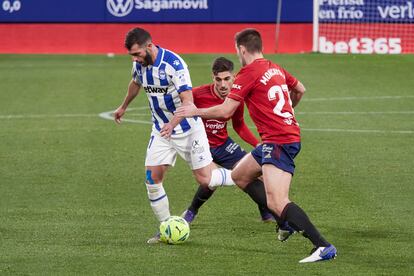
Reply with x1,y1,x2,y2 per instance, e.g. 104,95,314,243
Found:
144,86,169,94
232,84,242,90
205,119,225,132
259,68,285,86
107,0,134,17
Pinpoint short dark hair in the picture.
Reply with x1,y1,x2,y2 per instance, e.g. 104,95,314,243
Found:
235,28,263,54
211,57,234,75
124,27,152,50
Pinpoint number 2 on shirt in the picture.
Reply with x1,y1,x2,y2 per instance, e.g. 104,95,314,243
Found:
267,84,294,118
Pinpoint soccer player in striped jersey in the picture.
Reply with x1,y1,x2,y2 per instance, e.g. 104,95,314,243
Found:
176,29,337,263
182,57,276,223
113,27,235,244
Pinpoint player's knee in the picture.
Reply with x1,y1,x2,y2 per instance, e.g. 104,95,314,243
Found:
231,171,249,188
195,174,210,188
267,196,289,216
145,169,163,184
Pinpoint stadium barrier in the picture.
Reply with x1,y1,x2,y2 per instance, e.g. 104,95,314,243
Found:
0,0,313,54
0,23,312,54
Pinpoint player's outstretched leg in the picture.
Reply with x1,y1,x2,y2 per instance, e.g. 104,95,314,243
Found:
207,168,235,189
188,165,234,224
243,179,295,240
281,202,337,263
262,164,336,261
182,185,215,224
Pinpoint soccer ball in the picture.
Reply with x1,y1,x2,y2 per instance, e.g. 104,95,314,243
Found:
159,216,190,244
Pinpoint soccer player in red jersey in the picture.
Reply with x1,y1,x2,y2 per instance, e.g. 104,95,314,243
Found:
176,29,337,263
181,57,275,223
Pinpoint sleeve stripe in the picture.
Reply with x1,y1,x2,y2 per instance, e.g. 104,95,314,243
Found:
177,85,192,93
228,93,244,101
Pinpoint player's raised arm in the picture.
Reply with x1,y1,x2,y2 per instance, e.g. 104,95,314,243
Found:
176,97,240,120
114,79,141,124
290,81,306,108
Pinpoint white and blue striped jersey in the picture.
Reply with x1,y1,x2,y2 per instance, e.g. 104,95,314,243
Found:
132,46,201,135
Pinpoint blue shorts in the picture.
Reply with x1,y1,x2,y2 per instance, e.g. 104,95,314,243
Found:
210,137,247,170
251,142,301,175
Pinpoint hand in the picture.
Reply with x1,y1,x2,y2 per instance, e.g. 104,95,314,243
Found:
175,103,198,118
113,106,126,124
160,122,174,139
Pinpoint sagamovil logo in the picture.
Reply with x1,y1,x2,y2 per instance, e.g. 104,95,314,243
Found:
107,0,209,17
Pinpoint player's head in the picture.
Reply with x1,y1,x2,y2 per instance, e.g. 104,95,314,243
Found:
234,28,263,66
125,27,155,66
211,57,234,98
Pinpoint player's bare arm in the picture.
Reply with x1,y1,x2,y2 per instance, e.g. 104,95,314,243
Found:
160,90,193,138
114,79,141,124
290,81,306,108
176,97,240,120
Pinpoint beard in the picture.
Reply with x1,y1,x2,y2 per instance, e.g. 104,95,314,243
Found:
141,50,154,66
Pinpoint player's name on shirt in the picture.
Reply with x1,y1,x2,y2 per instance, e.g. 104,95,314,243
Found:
259,68,285,85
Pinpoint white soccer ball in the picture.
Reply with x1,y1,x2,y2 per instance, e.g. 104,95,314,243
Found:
159,216,190,244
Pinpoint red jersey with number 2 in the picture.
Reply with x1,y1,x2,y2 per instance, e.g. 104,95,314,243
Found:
228,58,300,144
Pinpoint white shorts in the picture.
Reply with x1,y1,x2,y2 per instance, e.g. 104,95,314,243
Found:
145,125,213,170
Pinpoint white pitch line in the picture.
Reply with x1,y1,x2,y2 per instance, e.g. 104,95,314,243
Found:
297,111,414,115
1,110,412,120
98,108,152,125
0,63,108,69
0,114,98,119
300,128,414,134
303,95,414,102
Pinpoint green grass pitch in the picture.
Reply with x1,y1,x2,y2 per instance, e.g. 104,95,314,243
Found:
0,53,413,275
